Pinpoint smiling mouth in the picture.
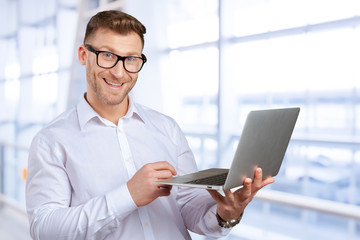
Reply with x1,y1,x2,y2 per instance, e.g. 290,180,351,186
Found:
104,78,124,87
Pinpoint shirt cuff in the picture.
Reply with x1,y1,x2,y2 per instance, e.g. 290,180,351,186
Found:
204,204,232,234
105,183,138,219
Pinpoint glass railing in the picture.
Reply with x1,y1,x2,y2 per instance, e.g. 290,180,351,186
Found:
185,133,360,240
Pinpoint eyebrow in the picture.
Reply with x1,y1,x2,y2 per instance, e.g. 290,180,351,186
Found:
96,45,141,57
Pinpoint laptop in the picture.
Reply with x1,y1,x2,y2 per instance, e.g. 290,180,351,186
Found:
157,107,300,191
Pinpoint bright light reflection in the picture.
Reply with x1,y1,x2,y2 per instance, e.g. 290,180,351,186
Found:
4,63,21,101
33,54,58,74
32,54,59,103
32,73,58,103
5,80,20,101
167,17,218,48
232,28,355,94
5,63,20,79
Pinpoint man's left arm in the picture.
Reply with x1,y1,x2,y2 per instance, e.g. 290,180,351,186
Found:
172,121,274,237
176,168,274,237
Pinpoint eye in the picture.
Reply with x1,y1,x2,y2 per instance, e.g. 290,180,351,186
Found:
103,53,114,59
126,57,136,62
99,51,116,61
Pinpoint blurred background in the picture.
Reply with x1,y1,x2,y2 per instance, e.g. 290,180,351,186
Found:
0,0,360,239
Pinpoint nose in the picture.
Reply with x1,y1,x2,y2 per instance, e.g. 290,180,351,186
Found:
109,60,126,78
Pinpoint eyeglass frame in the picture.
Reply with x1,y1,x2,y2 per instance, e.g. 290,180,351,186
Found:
84,44,147,73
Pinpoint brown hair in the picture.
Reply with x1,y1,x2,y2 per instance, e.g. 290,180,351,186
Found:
83,10,146,48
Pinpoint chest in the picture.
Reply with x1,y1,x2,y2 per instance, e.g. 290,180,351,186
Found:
63,124,178,204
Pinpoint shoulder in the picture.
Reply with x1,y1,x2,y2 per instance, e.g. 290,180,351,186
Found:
33,106,79,144
135,103,178,127
134,103,183,138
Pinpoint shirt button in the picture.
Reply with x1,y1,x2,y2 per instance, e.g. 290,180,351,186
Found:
144,222,149,227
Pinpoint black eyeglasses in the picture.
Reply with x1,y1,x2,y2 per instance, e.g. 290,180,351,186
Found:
85,44,147,73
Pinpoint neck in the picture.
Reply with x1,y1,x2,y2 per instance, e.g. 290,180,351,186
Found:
85,93,129,125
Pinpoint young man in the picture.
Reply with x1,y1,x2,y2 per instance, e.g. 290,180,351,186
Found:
26,10,274,240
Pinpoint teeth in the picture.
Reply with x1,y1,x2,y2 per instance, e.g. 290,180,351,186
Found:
104,79,123,87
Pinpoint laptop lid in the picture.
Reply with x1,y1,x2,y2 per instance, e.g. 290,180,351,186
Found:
224,107,300,190
157,107,300,190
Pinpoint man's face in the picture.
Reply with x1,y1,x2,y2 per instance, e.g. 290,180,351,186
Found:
79,28,143,107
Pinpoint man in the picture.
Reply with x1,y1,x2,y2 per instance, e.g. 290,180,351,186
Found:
26,10,274,240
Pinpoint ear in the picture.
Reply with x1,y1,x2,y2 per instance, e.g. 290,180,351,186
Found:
78,45,87,66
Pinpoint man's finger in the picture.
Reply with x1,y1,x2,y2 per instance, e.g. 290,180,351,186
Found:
262,177,275,186
253,168,263,188
207,190,224,203
158,184,172,191
155,170,176,179
224,189,235,202
151,161,177,175
157,187,172,197
235,178,252,201
157,183,173,189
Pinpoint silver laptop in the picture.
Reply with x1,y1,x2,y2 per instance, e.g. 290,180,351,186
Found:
157,107,300,191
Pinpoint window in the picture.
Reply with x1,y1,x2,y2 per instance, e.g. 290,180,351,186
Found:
0,0,79,207
131,0,360,239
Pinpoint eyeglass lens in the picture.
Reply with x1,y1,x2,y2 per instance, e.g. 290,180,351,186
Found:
98,52,144,72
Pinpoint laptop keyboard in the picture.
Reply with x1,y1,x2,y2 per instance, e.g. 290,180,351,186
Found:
186,172,228,186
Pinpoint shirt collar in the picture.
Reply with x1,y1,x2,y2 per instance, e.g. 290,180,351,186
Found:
77,94,145,130
125,96,146,124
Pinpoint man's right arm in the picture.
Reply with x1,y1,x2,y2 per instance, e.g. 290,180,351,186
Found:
26,136,137,240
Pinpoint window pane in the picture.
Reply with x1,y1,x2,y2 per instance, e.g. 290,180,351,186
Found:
226,28,357,137
165,0,218,48
223,0,357,37
164,47,219,132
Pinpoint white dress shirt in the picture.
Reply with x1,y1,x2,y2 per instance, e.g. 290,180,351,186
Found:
26,95,230,240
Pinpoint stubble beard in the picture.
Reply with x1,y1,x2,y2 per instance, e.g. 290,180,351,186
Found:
87,72,130,106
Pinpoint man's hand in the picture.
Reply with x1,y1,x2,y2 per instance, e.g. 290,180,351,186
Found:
207,168,274,221
127,161,177,207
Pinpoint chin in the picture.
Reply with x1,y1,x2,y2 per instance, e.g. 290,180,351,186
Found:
100,94,127,106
